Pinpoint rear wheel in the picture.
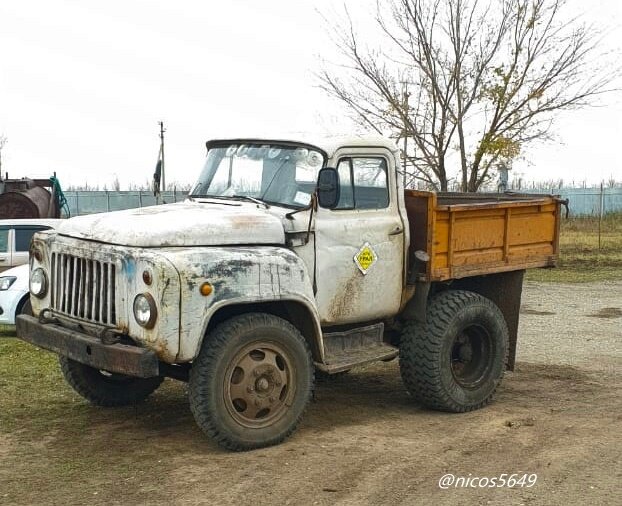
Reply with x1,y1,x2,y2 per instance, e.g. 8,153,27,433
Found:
399,290,508,412
189,313,314,451
59,357,164,407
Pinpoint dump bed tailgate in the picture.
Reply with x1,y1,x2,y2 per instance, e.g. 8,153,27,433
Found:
405,191,562,282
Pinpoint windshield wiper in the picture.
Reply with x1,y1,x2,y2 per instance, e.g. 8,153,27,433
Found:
229,195,270,208
190,194,269,208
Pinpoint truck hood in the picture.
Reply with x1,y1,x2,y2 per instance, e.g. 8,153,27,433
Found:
56,201,285,247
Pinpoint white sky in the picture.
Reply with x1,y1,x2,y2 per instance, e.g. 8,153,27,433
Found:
0,0,620,189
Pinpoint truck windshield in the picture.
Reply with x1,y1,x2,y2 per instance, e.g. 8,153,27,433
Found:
189,143,325,208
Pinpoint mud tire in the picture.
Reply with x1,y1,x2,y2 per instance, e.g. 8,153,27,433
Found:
189,313,314,451
16,296,32,316
59,357,164,407
399,290,509,412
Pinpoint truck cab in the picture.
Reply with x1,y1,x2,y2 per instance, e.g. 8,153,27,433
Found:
17,137,562,451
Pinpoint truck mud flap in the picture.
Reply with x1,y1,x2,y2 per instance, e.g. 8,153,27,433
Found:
16,314,160,378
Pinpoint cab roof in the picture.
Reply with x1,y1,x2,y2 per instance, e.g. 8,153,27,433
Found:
205,136,399,160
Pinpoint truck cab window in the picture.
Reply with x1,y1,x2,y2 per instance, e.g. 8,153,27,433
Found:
335,157,389,210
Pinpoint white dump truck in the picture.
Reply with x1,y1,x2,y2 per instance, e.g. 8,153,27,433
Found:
17,137,562,450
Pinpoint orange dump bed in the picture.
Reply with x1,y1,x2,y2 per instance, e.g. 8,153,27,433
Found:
405,191,562,282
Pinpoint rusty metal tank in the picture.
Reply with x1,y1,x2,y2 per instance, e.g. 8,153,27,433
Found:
0,178,60,219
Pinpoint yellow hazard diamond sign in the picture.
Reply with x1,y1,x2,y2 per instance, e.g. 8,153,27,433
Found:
354,242,377,275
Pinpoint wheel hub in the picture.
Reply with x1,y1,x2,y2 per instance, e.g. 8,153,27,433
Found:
256,376,270,393
224,342,294,428
450,325,493,389
251,364,279,398
458,341,473,362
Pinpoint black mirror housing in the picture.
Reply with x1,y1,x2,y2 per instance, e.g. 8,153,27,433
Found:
316,167,340,209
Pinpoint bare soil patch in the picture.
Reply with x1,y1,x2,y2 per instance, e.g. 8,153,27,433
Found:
1,280,620,505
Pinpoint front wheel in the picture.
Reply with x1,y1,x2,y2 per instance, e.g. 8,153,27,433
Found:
17,297,32,317
59,357,164,407
399,290,509,412
189,313,314,451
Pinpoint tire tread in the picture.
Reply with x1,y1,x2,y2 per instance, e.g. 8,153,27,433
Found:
59,357,163,407
399,290,508,412
188,312,314,451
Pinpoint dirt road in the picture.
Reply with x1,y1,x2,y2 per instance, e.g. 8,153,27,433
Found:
1,280,620,505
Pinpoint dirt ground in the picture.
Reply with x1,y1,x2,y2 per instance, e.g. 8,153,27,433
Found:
0,280,620,506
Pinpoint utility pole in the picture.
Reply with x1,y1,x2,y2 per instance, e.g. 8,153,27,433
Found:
0,135,7,181
159,121,166,192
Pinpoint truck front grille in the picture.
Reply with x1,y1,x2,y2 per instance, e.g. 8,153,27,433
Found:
50,253,116,325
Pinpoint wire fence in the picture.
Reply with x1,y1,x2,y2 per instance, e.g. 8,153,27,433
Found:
524,187,622,216
62,187,622,217
64,190,189,216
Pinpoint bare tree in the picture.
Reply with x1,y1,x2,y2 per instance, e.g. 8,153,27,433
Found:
318,0,618,191
111,175,121,191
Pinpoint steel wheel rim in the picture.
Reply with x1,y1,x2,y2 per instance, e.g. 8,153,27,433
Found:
450,324,494,388
224,340,295,429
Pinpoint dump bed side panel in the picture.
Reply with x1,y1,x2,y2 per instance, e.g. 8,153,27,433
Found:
405,190,561,282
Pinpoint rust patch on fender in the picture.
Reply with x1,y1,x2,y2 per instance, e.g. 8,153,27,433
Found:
149,337,177,363
204,259,254,278
228,214,266,229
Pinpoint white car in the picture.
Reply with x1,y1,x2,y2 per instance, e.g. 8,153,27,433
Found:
0,263,31,328
0,219,63,273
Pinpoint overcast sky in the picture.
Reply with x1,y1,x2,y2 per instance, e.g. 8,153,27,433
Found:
0,0,620,190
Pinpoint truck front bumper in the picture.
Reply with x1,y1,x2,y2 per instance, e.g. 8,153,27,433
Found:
16,315,160,378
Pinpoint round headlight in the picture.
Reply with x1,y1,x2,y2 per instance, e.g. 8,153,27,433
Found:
133,293,157,329
30,268,48,298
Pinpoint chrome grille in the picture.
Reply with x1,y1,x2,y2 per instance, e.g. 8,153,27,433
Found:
51,252,116,325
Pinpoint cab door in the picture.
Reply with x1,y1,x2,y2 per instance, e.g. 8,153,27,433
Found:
313,148,405,325
0,227,12,273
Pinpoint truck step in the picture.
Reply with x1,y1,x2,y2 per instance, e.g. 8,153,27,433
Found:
316,323,399,374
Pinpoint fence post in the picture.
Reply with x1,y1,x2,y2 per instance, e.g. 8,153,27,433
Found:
598,182,604,250
106,191,110,212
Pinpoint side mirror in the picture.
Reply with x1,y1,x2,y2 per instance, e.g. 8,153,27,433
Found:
316,167,340,209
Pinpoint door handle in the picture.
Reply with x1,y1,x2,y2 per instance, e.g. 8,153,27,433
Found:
388,226,403,236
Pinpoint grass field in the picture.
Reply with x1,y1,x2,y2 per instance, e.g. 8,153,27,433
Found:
526,213,622,282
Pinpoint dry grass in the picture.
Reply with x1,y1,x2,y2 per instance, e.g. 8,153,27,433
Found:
527,213,622,282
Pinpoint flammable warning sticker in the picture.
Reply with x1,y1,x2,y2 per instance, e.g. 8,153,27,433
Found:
354,242,377,274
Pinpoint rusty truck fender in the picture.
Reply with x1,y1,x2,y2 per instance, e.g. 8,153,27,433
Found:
160,246,323,363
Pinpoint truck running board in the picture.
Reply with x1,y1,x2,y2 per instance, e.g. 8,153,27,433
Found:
316,323,398,374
